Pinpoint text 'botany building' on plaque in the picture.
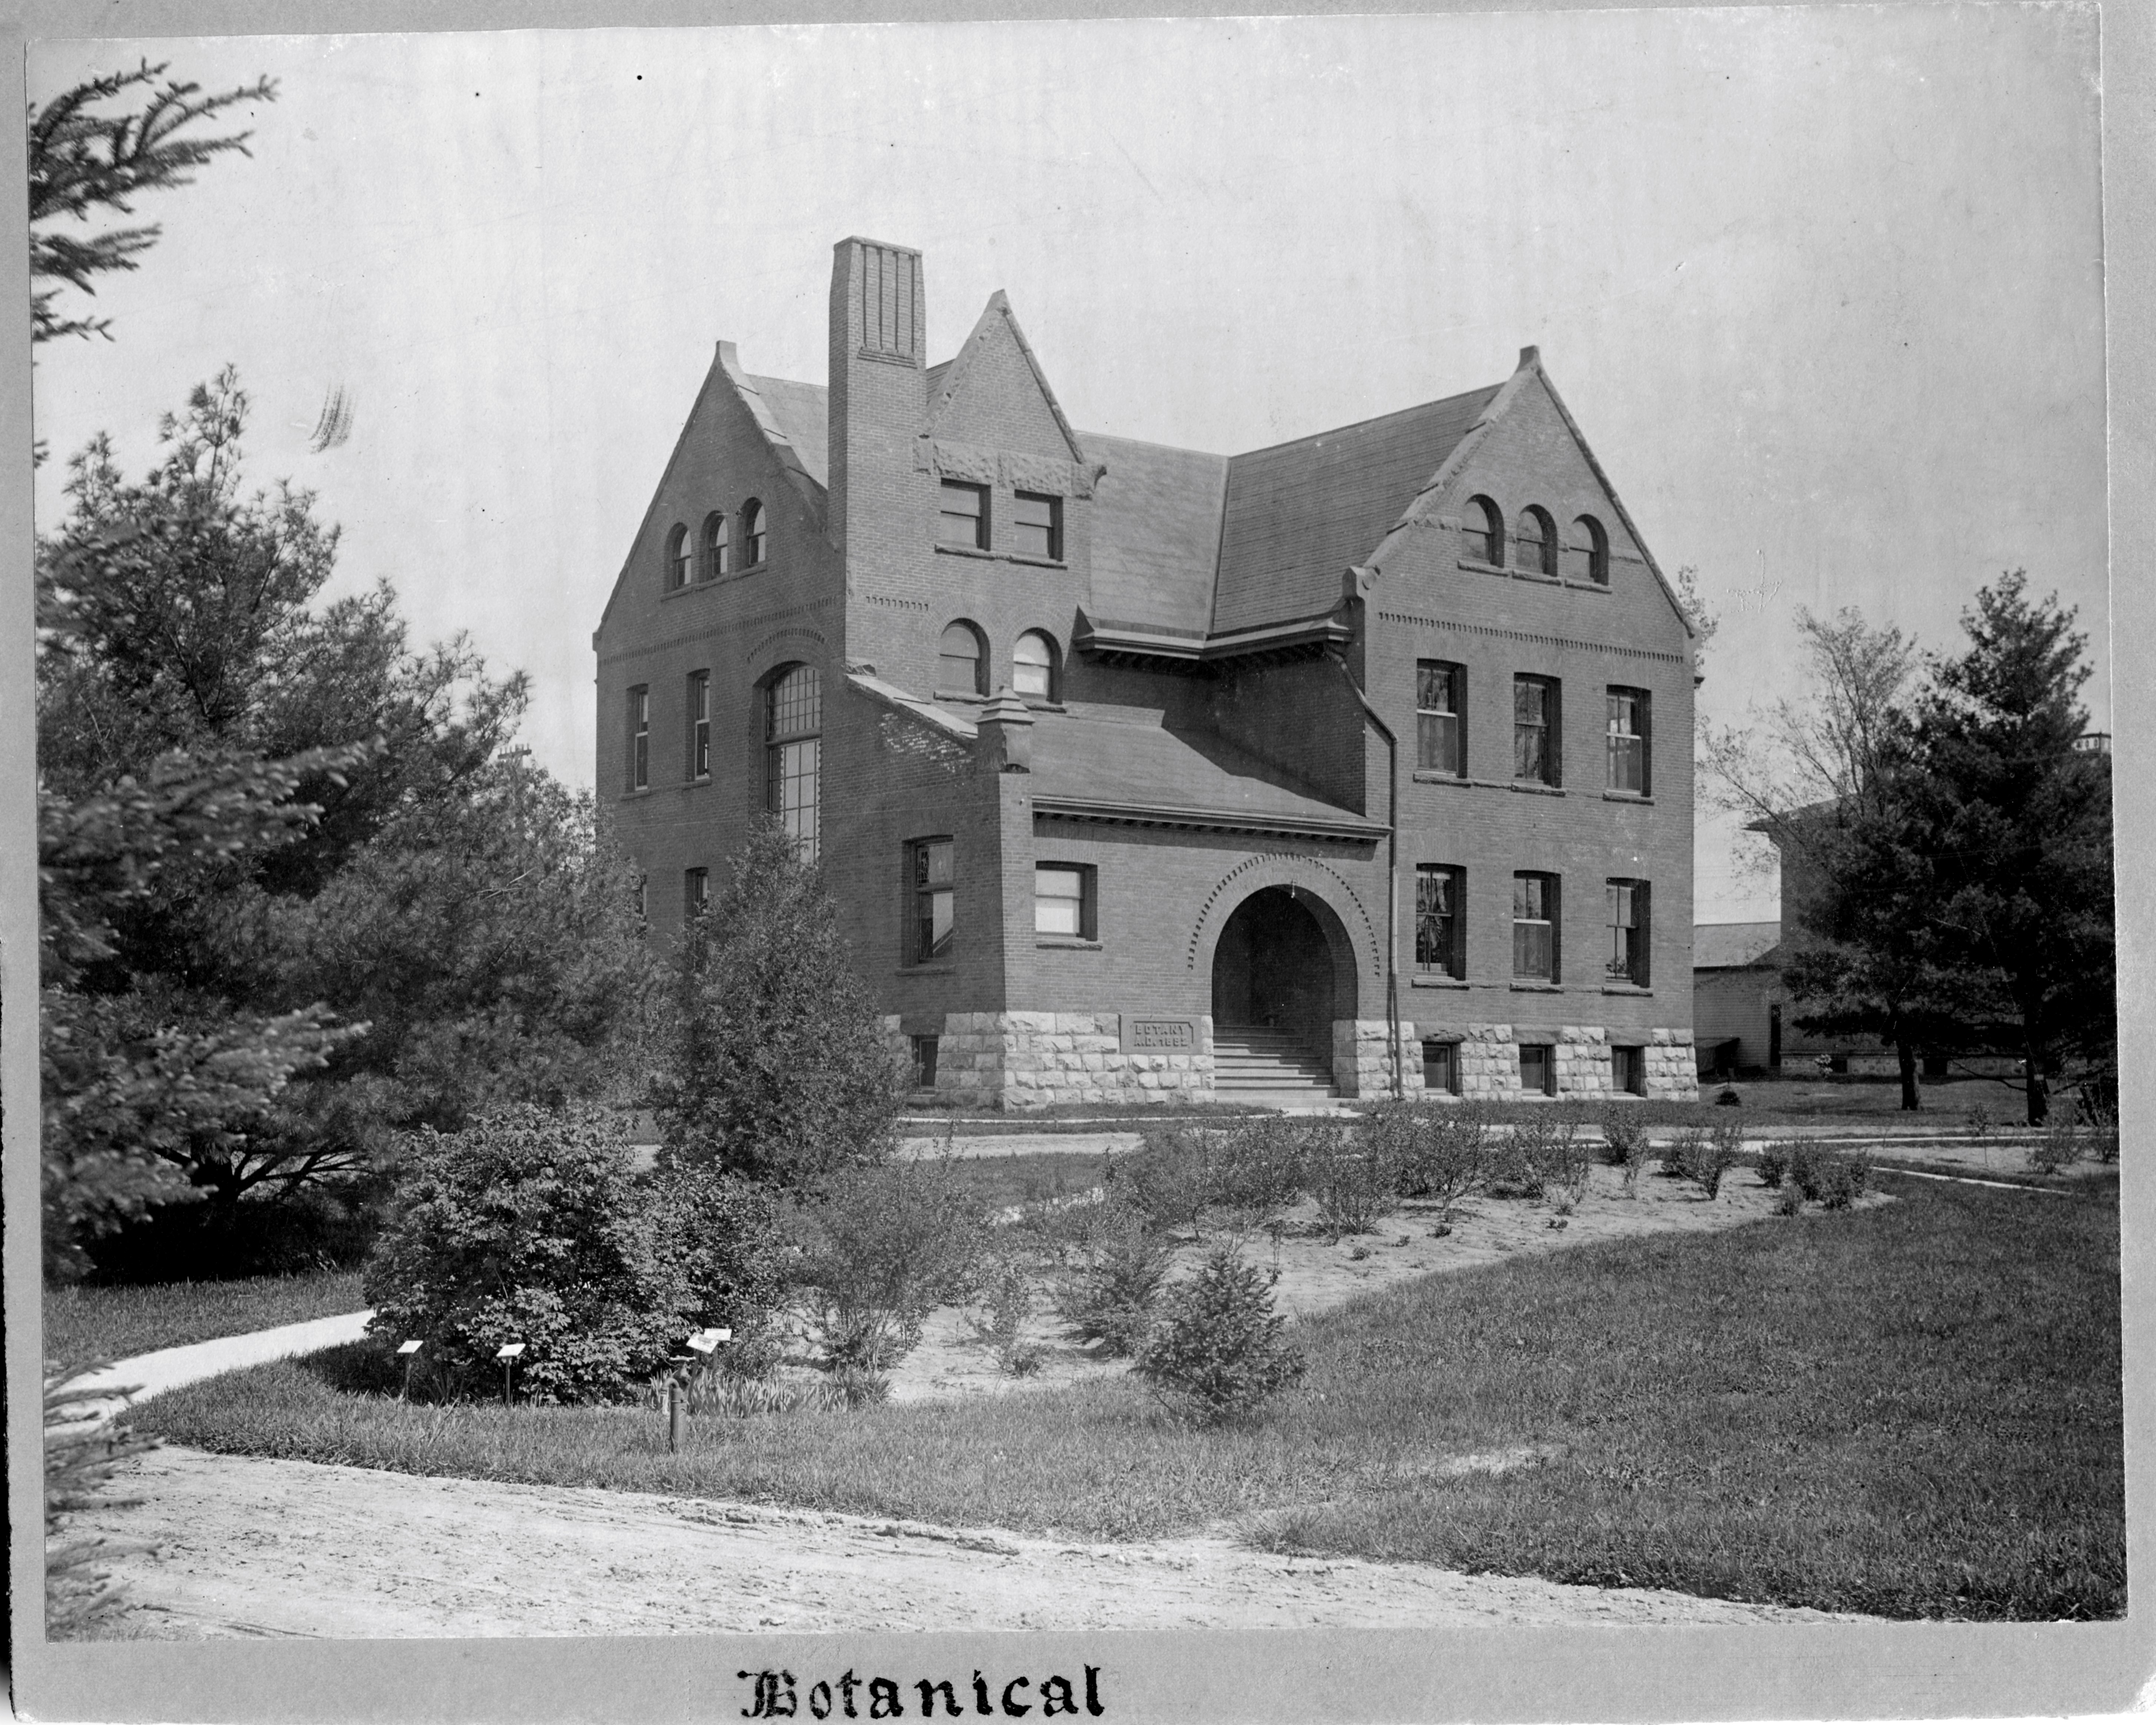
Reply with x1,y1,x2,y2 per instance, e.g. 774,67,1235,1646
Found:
1118,1015,1201,1055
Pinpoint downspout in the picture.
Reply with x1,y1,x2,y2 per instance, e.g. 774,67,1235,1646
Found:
1329,624,1401,1101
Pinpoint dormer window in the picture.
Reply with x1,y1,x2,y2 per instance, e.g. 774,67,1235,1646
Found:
939,481,988,549
1012,491,1062,560
742,499,767,567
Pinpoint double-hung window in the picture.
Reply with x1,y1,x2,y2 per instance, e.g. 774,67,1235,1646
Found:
1416,661,1465,776
1514,675,1560,785
1607,688,1649,795
684,866,709,920
626,686,650,791
687,671,711,779
742,500,767,567
1012,491,1062,559
938,481,988,549
911,838,955,962
1034,864,1095,940
1414,865,1465,977
1607,880,1650,986
1513,872,1559,981
765,664,821,863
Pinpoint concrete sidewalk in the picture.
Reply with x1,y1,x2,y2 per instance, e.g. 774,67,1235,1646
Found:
63,1309,376,1424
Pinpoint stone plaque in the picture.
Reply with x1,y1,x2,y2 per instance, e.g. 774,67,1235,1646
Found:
1119,1015,1200,1055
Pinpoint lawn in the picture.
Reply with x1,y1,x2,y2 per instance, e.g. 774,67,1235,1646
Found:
137,1172,2121,1620
43,1269,367,1370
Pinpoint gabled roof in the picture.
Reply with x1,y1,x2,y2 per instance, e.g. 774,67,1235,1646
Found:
927,290,1089,466
1693,921,1783,970
1210,386,1501,637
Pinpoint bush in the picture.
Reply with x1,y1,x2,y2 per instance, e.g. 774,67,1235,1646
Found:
654,822,901,1186
1595,1104,1647,1167
1134,1246,1305,1425
964,1254,1045,1376
795,1154,988,1374
1685,1118,1745,1200
1499,1114,1591,1205
1052,1197,1174,1356
1789,1144,1869,1209
1308,1123,1393,1237
362,1105,785,1403
1366,1101,1493,1215
1756,1142,1793,1189
1112,1117,1308,1234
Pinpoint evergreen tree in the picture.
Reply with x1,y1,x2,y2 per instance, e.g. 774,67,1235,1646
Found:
655,823,901,1185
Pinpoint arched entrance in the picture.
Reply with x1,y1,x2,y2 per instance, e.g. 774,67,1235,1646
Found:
1210,885,1339,1057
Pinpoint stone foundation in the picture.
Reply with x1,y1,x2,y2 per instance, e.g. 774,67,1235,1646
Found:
1330,1019,1423,1099
1457,1023,1524,1098
1644,1027,1699,1101
1553,1024,1613,1097
1445,1022,1697,1101
930,1011,1215,1110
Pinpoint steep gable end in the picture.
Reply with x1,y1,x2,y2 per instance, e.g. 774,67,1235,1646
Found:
926,291,1089,463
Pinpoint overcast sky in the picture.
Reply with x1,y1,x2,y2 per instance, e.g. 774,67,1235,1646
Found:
28,9,2108,923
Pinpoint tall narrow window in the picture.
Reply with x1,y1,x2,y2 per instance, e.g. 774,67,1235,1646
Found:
765,664,820,862
687,670,711,779
1012,491,1062,559
666,524,692,590
1034,863,1094,939
1519,1044,1556,1096
742,499,767,566
1465,495,1504,566
1513,872,1559,981
1613,1045,1646,1096
937,621,986,695
1422,1041,1460,1096
1607,880,1650,986
705,511,730,579
910,1035,940,1090
1514,676,1560,785
1013,631,1058,701
1517,506,1557,576
684,867,709,920
1415,865,1465,977
1607,688,1649,794
1569,515,1610,585
626,685,649,791
938,480,988,549
1416,661,1465,775
911,838,955,962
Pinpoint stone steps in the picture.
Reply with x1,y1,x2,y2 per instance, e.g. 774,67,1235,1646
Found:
1212,1026,1335,1101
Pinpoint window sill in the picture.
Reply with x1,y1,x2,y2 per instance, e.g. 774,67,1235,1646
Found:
898,964,957,977
1456,556,1567,586
1457,556,1508,578
1601,983,1654,996
934,688,988,705
1602,790,1653,804
1410,975,1471,990
1510,981,1564,993
935,542,997,560
620,787,653,800
1564,579,1612,593
1510,781,1566,797
1006,552,1068,570
932,543,1069,571
1036,937,1102,950
663,564,767,598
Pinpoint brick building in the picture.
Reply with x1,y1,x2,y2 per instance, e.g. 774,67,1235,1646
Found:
593,237,1699,1108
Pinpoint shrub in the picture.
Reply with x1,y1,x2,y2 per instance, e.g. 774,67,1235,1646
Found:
1308,1122,1393,1237
1052,1197,1174,1356
1134,1246,1305,1425
1367,1101,1493,1215
1500,1114,1591,1205
964,1255,1045,1376
1814,1153,1870,1210
363,1105,785,1404
1113,1117,1309,1234
653,822,901,1186
1595,1104,1647,1167
795,1154,988,1374
1756,1142,1793,1189
1773,1180,1804,1217
1113,1123,1215,1234
1659,1124,1704,1179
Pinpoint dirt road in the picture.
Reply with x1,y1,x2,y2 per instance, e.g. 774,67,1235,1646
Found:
92,1446,1851,1637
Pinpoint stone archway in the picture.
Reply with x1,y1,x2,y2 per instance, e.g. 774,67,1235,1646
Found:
1208,884,1357,1062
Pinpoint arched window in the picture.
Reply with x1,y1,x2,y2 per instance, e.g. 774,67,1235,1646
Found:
1012,630,1058,702
938,621,987,696
764,663,820,862
705,511,730,579
742,499,767,567
1465,496,1504,567
1517,506,1557,577
665,522,692,590
1569,515,1610,585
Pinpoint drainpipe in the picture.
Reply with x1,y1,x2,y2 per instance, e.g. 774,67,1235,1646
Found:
1328,629,1401,1101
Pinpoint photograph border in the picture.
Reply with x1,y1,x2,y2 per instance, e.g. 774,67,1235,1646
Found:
4,0,2149,1718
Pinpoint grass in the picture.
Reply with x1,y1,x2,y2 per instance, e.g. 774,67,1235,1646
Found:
137,1173,2121,1620
42,1269,367,1369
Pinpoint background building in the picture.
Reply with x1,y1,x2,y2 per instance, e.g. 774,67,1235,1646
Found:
594,238,1700,1107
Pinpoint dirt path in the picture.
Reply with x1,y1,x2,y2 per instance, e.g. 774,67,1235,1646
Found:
89,1446,1854,1637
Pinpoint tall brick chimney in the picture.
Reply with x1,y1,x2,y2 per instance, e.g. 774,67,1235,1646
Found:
828,238,927,563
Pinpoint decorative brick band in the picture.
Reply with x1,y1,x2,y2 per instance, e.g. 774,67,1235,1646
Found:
1374,610,1686,667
